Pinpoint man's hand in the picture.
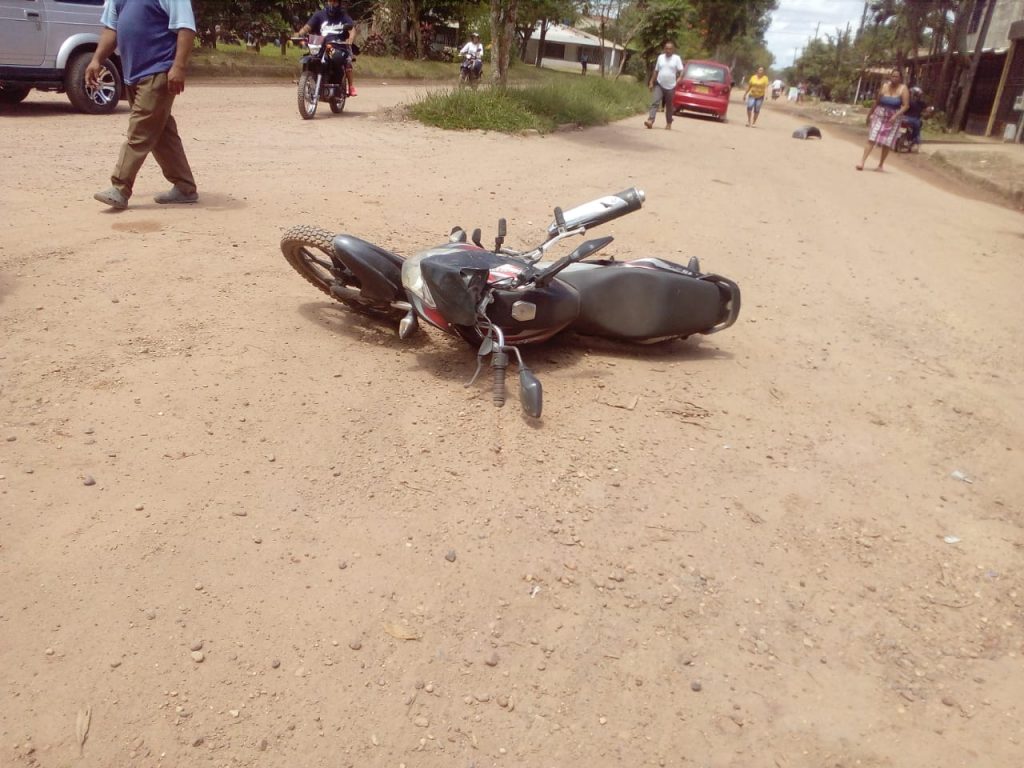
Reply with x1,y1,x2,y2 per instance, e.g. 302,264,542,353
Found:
85,59,104,88
168,29,195,95
168,64,187,94
86,28,117,89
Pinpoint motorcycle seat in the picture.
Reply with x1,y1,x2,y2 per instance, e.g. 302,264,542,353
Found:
557,264,726,341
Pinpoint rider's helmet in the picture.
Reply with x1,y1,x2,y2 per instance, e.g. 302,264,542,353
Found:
471,32,480,40
325,0,345,22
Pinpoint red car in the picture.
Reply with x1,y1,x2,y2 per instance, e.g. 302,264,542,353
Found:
673,60,732,121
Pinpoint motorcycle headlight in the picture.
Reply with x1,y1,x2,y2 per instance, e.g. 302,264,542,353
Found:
308,42,322,55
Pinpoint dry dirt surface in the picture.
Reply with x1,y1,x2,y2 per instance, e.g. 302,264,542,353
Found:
1,83,1023,768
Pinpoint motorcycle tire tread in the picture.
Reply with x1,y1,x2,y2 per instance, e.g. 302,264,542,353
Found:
297,71,318,120
280,224,401,321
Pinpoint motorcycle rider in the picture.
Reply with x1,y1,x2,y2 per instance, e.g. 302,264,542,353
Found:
904,86,930,150
297,0,357,96
459,32,483,78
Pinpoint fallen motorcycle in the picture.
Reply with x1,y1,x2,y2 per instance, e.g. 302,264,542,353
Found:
280,188,740,417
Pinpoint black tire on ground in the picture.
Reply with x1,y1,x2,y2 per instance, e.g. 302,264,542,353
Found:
65,52,120,114
0,83,31,104
329,74,346,113
280,224,401,320
297,71,318,120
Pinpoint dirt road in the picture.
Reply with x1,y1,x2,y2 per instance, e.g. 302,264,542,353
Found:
2,83,1022,768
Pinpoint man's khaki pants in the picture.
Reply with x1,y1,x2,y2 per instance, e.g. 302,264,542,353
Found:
111,72,196,199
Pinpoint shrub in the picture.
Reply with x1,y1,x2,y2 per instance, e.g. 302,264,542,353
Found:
409,77,648,133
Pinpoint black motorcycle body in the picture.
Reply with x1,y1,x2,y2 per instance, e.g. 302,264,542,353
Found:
294,30,352,119
280,187,740,416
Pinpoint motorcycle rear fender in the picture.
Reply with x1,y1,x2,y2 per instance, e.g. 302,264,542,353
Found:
331,235,405,303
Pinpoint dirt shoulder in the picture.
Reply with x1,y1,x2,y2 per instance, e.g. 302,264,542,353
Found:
771,97,1024,211
1,85,1022,768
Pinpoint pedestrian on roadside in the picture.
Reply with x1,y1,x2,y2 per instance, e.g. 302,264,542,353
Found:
856,68,909,171
644,41,684,130
580,51,588,76
90,0,198,210
743,65,769,127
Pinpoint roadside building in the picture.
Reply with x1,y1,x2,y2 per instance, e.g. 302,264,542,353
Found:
522,23,628,73
965,0,1024,138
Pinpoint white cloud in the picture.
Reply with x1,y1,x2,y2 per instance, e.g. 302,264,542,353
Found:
765,0,868,68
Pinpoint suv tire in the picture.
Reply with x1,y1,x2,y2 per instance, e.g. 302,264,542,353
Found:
0,83,31,104
65,52,120,114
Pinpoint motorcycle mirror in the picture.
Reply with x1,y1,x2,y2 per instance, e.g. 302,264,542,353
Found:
495,217,506,252
471,228,483,248
398,310,419,339
519,368,543,418
553,207,566,232
449,226,467,244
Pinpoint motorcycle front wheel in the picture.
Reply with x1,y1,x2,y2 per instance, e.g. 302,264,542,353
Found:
297,71,319,120
281,225,402,320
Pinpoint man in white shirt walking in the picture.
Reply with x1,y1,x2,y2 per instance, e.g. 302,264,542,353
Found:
644,41,684,130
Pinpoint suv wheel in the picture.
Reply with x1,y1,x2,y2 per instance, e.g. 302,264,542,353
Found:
65,52,120,114
0,83,31,104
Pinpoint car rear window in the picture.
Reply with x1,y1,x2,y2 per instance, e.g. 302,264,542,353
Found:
684,64,727,83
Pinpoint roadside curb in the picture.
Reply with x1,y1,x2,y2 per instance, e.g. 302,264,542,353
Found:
927,150,1024,210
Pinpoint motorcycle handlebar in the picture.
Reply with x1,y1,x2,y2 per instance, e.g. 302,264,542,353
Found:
546,187,644,239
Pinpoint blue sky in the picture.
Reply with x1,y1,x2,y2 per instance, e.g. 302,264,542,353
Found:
765,0,868,67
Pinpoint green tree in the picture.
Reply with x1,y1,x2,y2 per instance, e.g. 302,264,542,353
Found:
691,0,777,56
514,0,576,62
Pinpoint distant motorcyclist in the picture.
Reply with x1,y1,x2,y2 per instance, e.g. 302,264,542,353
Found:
904,86,931,149
297,0,357,96
459,32,483,77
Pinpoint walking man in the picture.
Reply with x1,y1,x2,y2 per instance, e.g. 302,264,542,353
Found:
90,0,198,210
644,41,684,130
744,65,770,127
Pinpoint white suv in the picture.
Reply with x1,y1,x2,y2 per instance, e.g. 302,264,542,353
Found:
0,0,123,113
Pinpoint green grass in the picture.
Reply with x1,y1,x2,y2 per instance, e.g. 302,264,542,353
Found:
409,77,649,133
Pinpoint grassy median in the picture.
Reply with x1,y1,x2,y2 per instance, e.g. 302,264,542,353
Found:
409,78,649,133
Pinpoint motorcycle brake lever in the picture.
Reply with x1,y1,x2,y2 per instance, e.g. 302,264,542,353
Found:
464,337,493,388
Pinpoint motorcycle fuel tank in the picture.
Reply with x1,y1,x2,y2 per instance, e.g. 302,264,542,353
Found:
405,244,580,342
